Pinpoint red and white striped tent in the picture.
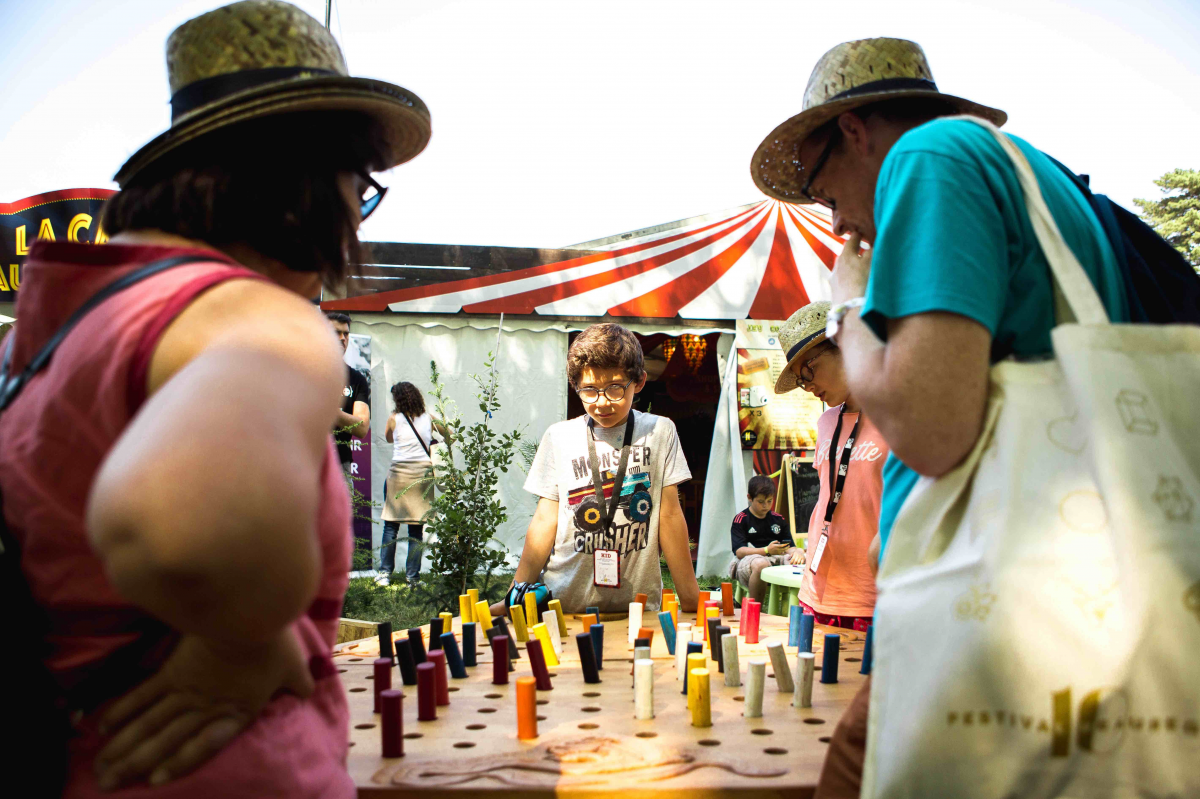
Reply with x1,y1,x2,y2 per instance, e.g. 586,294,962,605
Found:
337,200,844,317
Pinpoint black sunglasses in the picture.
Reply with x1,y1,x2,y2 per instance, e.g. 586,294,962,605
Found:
359,171,388,221
800,129,840,210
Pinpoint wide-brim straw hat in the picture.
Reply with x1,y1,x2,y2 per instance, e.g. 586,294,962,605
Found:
775,301,831,394
114,0,430,187
751,38,1006,203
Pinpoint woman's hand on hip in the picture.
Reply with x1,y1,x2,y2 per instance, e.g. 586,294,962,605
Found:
94,627,314,791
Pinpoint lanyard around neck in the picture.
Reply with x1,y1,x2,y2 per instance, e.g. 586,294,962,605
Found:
824,405,862,525
586,413,636,536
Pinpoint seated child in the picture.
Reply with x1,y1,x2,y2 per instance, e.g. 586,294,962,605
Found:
730,474,804,602
492,323,699,615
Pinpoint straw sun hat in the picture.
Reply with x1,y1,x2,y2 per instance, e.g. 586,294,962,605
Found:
751,37,1006,203
114,0,430,187
774,301,831,395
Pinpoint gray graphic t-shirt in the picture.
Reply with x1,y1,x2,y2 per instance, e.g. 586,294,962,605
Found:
525,410,691,613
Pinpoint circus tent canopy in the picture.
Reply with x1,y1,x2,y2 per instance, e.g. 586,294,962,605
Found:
327,200,845,318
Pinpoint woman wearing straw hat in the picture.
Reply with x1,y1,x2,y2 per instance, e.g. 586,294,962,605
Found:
775,302,888,633
0,2,430,795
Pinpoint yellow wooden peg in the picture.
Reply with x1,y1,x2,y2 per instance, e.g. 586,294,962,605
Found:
459,594,474,623
524,591,539,629
689,668,712,727
509,605,529,643
474,600,493,632
531,623,559,667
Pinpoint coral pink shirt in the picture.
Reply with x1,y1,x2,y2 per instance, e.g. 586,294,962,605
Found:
0,241,354,798
797,405,889,618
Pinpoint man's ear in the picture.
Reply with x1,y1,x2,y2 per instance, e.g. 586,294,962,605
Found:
838,111,872,158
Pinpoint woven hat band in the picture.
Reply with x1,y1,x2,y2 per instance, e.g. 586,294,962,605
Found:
828,76,938,102
786,330,824,362
170,66,339,121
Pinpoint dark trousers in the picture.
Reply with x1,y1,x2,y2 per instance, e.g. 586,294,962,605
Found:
380,521,424,582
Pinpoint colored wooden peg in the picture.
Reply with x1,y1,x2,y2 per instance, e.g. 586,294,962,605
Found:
589,623,604,670
722,631,741,687
542,610,563,657
459,594,474,624
509,605,529,643
494,616,521,660
666,600,678,629
657,610,676,655
492,634,510,685
485,626,515,672
516,676,538,740
788,604,804,648
373,657,392,713
461,622,477,668
685,652,706,708
800,613,815,653
713,625,730,673
526,638,553,691
689,668,712,727
745,660,766,718
637,627,654,648
427,649,450,706
766,641,794,693
416,662,437,721
628,602,643,644
473,601,493,632
441,631,467,678
795,651,815,708
635,592,648,606
377,621,394,661
721,581,734,616
524,591,539,630
861,624,873,675
696,590,710,622
394,640,418,686
467,588,480,617
407,628,426,665
576,632,601,684
742,599,761,644
429,616,444,651
547,599,569,638
586,605,600,617
675,623,693,680
682,642,703,694
530,623,559,668
634,658,654,720
581,613,599,634
631,644,650,682
821,633,841,684
439,611,453,630
380,689,404,758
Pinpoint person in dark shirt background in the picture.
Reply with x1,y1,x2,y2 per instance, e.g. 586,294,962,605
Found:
729,474,804,602
325,312,370,475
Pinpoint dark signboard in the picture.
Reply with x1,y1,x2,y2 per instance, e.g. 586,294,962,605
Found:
1,188,117,303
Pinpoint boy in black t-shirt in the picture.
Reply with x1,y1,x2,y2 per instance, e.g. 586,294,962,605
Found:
730,474,804,602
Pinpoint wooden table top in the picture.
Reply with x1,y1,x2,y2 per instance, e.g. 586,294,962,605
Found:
334,607,868,798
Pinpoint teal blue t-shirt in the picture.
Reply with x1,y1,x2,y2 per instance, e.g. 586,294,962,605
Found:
863,118,1129,557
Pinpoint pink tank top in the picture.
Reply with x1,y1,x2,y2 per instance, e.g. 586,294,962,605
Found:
0,240,354,798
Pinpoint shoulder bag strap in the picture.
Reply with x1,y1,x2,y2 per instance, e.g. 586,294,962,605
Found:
0,254,219,411
402,412,432,457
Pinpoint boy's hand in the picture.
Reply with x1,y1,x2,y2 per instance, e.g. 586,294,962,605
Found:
765,540,787,556
788,548,806,566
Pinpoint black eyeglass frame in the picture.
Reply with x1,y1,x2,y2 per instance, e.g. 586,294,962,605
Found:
359,171,388,221
576,379,635,404
799,129,841,210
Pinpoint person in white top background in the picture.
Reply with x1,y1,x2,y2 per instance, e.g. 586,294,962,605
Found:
380,382,450,586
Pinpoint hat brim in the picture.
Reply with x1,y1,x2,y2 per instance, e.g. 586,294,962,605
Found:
114,75,431,187
751,89,1006,203
774,330,827,394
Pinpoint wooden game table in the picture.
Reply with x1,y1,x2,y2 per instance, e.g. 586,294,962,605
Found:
334,607,869,798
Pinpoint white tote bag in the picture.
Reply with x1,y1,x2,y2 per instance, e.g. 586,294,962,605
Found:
863,117,1200,798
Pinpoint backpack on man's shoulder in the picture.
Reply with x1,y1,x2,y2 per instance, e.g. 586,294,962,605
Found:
1053,160,1200,325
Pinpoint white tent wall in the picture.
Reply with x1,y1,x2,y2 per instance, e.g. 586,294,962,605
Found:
351,312,741,579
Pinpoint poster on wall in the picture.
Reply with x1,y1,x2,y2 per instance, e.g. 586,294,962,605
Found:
735,318,824,450
1,189,117,303
345,333,373,552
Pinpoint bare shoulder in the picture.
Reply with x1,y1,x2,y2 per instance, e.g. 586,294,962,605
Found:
147,278,343,396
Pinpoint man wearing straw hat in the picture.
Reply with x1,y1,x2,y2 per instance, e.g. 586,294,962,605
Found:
0,1,428,795
751,38,1129,796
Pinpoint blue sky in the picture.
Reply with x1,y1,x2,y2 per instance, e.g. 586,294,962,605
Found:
2,0,1198,247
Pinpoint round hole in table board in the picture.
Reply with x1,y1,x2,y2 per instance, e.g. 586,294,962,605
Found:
578,723,599,730
338,669,347,674
404,733,423,740
764,747,788,755
636,732,657,739
453,742,476,749
697,739,720,747
349,657,363,662
818,736,832,743
536,699,549,706
349,687,367,693
547,672,558,678
537,715,547,721
803,718,826,725
355,723,376,730
348,742,355,747
466,724,487,730
733,695,745,702
751,728,774,736
582,706,602,713
448,687,460,692
583,692,601,698
477,707,498,714
365,675,374,680
484,693,503,699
